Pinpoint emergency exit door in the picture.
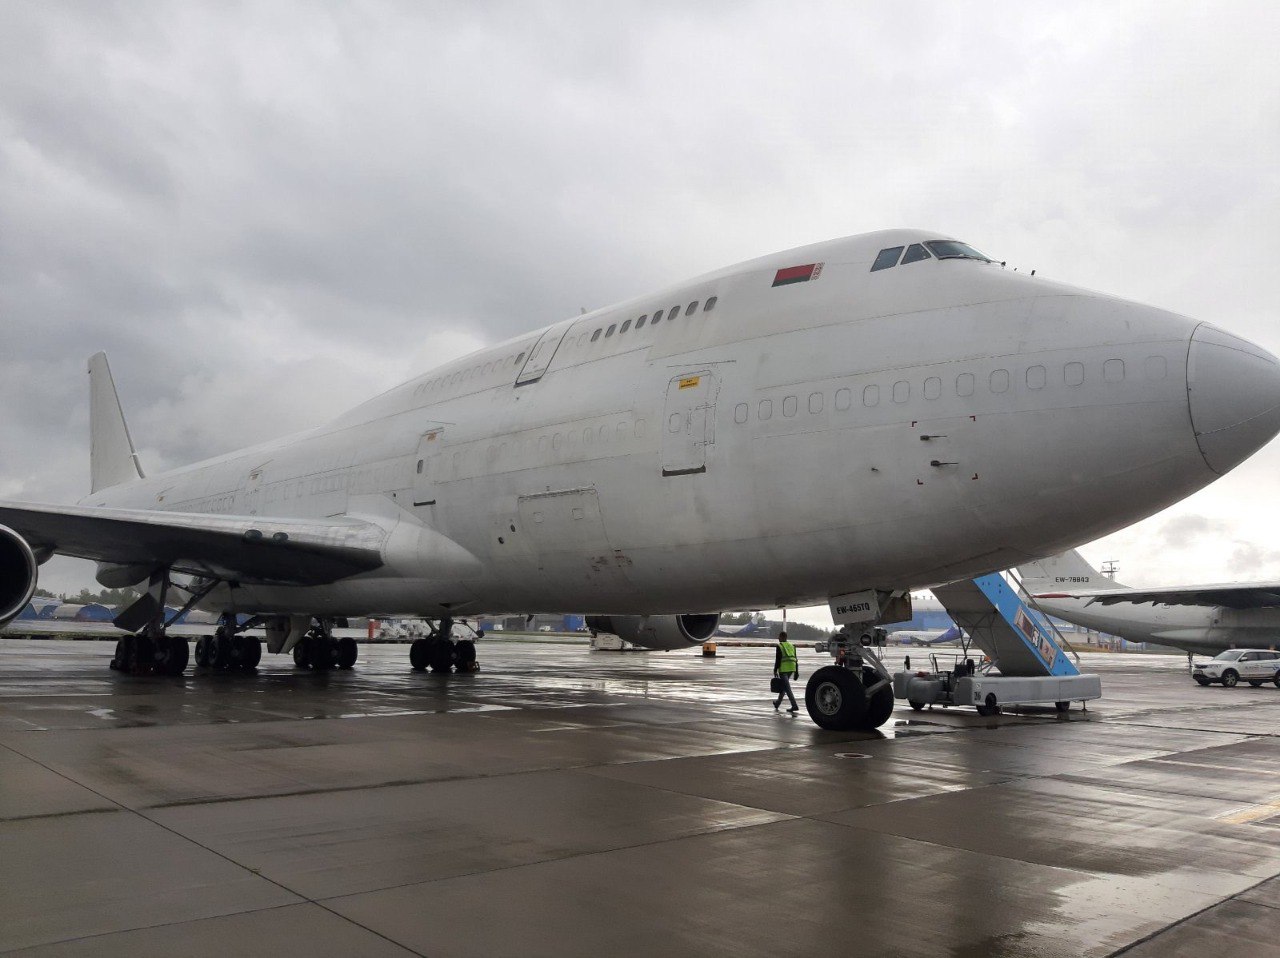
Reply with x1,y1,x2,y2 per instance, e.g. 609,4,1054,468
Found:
412,428,444,509
661,370,718,476
515,318,574,386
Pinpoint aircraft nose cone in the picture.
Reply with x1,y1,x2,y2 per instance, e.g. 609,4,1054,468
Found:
1188,323,1280,475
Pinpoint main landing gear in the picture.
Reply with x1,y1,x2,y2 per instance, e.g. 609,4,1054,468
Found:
194,614,263,672
110,570,216,676
290,618,358,671
409,617,481,674
804,626,895,731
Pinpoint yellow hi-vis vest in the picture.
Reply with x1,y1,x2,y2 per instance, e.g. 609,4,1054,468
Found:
778,640,798,675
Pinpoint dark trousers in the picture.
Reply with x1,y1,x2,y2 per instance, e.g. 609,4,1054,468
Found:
774,673,798,709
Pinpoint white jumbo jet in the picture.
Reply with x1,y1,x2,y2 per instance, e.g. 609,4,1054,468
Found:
1018,549,1280,658
3,229,1280,729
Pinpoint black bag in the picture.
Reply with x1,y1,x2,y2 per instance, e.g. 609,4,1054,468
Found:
770,677,785,693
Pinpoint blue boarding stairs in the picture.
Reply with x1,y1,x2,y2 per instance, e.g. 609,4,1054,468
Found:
893,572,1102,715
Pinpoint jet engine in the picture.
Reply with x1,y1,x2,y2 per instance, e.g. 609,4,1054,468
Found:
0,525,39,629
586,614,720,651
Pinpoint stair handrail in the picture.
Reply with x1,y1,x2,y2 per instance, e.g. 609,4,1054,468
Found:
1003,567,1083,667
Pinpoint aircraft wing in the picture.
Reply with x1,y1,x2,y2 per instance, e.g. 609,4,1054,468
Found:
1032,583,1280,610
0,499,387,586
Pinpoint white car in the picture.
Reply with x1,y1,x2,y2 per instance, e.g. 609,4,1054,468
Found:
1191,649,1280,688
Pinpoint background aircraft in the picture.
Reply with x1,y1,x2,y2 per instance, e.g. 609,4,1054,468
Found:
1017,550,1280,656
3,228,1279,728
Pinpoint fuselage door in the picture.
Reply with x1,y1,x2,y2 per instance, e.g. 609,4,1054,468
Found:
515,319,574,386
412,428,444,509
661,370,718,476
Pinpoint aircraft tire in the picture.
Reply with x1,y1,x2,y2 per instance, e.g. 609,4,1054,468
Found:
429,638,456,674
239,636,262,671
312,637,336,671
129,635,155,674
455,639,477,672
194,636,212,668
409,639,429,671
110,638,126,670
337,637,357,669
804,666,867,730
293,638,311,669
859,667,894,729
908,700,925,711
1222,670,1239,688
158,636,189,676
211,634,232,670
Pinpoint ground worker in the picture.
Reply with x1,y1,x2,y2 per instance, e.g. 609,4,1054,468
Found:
773,630,800,712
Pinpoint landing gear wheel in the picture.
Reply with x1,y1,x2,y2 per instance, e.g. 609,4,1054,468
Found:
1195,677,1210,686
860,667,895,729
908,700,925,711
1055,701,1070,713
211,633,232,670
110,638,126,670
409,639,429,672
293,638,312,669
454,639,477,673
976,693,1000,717
1222,669,1239,688
156,636,189,676
429,638,456,674
194,636,212,668
311,636,337,671
243,636,262,670
128,635,155,674
337,637,357,670
804,666,867,731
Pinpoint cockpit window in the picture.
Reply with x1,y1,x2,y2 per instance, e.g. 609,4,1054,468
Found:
925,240,992,262
901,243,931,265
871,246,903,272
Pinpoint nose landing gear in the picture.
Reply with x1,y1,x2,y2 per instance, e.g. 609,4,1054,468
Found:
805,627,896,730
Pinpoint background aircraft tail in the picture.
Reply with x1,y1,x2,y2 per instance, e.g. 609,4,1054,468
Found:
1015,549,1126,593
88,352,145,493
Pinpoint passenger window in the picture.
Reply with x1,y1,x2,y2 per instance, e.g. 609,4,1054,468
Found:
606,324,616,338
1027,365,1046,389
957,373,974,397
1104,359,1125,382
863,385,880,406
1065,362,1085,386
686,301,698,316
782,395,797,417
901,243,931,265
705,297,717,311
892,381,909,404
759,399,773,420
734,403,748,424
871,247,904,271
924,377,941,400
990,369,1010,393
636,315,647,329
809,392,823,414
416,460,424,474
591,329,602,342
669,306,680,320
516,352,526,364
1145,356,1167,380
835,388,851,411
652,309,664,323
621,320,631,334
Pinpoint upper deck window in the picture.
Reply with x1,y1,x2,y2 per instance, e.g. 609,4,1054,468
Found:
901,243,931,265
925,240,992,262
871,247,903,272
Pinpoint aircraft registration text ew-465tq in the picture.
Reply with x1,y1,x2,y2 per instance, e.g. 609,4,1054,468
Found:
3,229,1280,729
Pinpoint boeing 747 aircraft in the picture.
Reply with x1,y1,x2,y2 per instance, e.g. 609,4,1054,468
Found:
1018,550,1280,657
3,229,1279,728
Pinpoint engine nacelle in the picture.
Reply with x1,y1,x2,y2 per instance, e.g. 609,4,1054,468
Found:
587,614,720,651
0,525,39,629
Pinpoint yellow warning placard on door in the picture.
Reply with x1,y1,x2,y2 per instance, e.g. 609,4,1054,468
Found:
678,375,701,390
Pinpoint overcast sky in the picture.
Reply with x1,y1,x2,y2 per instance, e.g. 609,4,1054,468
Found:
3,2,1279,620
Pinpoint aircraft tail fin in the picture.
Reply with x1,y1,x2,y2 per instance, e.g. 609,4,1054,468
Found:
1015,549,1125,593
88,352,145,493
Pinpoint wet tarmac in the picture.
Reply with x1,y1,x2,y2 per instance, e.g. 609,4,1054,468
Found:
1,639,1279,957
